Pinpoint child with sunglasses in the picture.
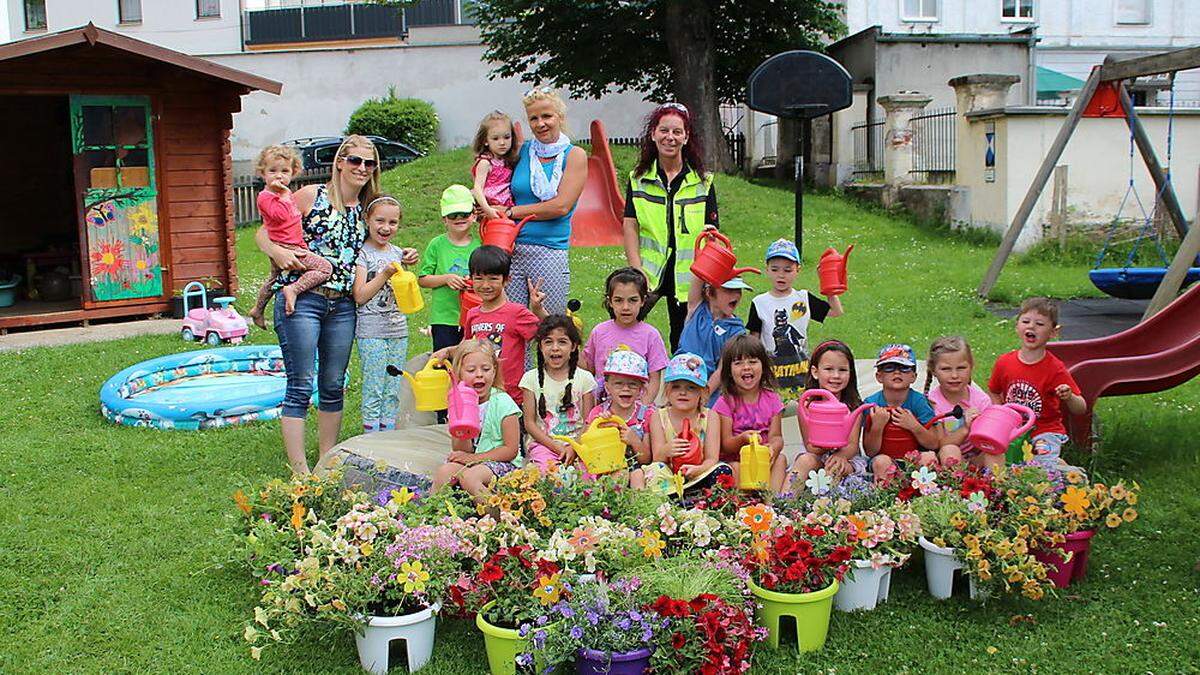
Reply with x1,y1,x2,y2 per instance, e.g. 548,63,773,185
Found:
862,343,939,481
418,185,482,357
248,144,333,327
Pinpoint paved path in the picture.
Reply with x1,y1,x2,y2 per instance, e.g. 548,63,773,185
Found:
0,318,182,352
988,298,1147,341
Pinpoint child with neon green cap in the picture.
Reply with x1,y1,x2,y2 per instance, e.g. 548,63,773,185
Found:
418,185,482,357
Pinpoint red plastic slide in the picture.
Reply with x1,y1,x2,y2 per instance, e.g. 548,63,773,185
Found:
569,120,627,247
1047,282,1200,447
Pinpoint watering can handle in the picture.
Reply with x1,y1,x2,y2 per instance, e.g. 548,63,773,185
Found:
551,435,584,454
694,229,731,254
1009,404,1037,438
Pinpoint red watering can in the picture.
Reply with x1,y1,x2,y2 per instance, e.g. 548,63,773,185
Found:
689,230,761,286
447,373,481,440
968,404,1035,455
797,388,875,449
817,245,853,297
480,215,533,254
459,279,483,332
671,417,703,473
875,408,960,460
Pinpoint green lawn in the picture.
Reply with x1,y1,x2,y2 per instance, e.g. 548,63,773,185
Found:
1,148,1197,673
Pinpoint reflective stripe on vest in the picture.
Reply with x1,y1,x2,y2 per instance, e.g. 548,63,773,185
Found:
630,163,713,302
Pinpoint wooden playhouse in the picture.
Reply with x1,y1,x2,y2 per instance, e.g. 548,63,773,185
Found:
0,24,280,332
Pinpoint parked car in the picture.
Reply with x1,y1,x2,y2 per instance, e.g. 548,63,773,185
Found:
281,135,423,172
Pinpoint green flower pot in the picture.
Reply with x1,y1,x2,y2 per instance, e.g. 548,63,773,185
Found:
476,602,527,675
749,579,838,652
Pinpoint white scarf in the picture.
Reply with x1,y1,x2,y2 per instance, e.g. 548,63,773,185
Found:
528,133,572,202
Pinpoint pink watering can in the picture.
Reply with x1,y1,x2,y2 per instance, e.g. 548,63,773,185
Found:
797,388,875,449
447,374,481,440
968,403,1035,455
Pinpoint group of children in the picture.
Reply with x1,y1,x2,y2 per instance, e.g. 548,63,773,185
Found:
250,110,1087,501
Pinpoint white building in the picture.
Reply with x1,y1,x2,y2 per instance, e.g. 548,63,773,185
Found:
1,1,654,161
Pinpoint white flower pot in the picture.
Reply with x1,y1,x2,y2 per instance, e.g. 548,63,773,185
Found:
355,603,440,674
919,537,987,601
834,559,893,612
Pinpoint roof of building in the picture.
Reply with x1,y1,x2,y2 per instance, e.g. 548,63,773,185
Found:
0,23,282,94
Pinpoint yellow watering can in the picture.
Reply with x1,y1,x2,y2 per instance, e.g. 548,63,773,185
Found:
398,358,450,412
738,432,771,491
553,414,627,475
389,263,424,314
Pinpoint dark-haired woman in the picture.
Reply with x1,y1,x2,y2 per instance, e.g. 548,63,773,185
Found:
622,103,719,351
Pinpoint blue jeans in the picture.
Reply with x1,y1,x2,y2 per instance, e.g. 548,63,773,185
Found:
275,290,356,418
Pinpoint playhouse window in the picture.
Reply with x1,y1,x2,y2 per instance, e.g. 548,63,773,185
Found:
78,103,152,189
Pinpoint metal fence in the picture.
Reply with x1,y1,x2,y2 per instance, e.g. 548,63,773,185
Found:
910,107,956,184
850,120,884,181
606,133,746,172
233,167,332,228
244,3,404,46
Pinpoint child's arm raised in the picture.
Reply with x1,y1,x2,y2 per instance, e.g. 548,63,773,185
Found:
471,158,501,222
827,294,845,318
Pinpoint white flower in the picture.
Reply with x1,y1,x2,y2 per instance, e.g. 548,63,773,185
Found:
805,469,833,496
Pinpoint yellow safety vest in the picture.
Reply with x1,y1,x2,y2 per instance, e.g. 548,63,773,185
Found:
629,162,713,302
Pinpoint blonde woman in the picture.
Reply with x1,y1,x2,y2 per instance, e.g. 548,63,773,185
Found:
503,88,588,315
255,135,417,473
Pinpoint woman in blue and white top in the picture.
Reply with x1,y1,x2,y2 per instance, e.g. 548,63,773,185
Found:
501,87,589,315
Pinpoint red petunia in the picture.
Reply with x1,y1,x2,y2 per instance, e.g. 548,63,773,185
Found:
897,484,918,502
479,562,504,583
672,632,687,649
716,473,735,489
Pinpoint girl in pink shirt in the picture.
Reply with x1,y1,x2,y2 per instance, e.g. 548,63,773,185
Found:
924,336,996,469
470,111,518,222
248,145,333,328
712,335,787,492
582,267,668,405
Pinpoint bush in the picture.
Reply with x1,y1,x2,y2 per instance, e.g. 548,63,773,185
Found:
345,89,439,154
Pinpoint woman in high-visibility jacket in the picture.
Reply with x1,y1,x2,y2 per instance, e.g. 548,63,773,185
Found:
622,103,719,350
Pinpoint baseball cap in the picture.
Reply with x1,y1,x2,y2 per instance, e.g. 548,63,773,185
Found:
765,238,800,264
603,348,649,382
720,276,753,291
440,184,475,217
875,343,917,368
663,352,707,387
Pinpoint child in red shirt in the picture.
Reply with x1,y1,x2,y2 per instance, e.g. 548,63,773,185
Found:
988,297,1087,470
436,245,545,404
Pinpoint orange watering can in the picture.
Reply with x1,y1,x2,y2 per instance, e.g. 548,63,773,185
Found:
690,230,761,286
480,215,533,254
738,432,771,491
817,245,853,296
388,264,424,314
553,414,626,475
459,280,483,331
670,417,703,473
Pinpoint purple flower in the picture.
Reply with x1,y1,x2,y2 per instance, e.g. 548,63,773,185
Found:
519,624,531,638
617,617,631,630
532,629,546,649
585,609,600,625
641,627,654,642
570,626,584,640
629,609,642,622
555,602,575,618
536,615,548,626
516,653,533,667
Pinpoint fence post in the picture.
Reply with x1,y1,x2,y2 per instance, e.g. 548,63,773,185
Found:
877,93,932,200
1051,165,1068,250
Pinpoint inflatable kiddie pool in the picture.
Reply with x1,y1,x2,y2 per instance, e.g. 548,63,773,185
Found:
100,345,312,430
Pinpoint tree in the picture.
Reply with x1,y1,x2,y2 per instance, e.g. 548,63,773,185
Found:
465,0,844,173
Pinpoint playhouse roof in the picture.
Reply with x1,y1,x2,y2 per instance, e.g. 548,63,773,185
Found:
0,23,282,95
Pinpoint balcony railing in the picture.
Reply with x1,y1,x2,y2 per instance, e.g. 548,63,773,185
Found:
244,3,405,46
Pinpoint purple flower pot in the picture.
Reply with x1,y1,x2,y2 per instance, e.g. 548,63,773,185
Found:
576,647,652,675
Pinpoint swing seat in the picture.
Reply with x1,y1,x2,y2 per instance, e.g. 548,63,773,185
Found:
1089,267,1200,300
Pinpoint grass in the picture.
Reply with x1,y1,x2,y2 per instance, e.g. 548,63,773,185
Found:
1,146,1198,673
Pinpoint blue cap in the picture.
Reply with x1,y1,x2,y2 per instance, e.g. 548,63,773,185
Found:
765,238,800,264
875,343,917,368
663,353,707,387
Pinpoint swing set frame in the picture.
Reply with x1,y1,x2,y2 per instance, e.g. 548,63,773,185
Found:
977,45,1200,321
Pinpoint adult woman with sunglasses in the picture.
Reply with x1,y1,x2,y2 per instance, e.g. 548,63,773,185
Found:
255,134,417,473
622,103,719,351
502,88,588,314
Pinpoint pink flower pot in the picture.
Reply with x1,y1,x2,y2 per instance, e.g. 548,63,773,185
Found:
1034,529,1096,588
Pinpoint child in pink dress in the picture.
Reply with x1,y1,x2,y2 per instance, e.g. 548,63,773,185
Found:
470,111,518,222
249,144,333,328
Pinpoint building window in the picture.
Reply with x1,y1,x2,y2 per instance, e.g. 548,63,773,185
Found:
1001,0,1034,21
902,0,939,21
118,0,143,24
197,0,221,19
24,0,47,30
1116,0,1150,24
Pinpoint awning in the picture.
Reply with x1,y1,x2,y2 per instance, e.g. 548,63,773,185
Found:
1037,65,1086,96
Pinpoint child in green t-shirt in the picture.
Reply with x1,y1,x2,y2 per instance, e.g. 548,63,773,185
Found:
418,184,481,353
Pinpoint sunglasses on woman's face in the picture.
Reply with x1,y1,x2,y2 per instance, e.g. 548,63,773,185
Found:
340,155,378,169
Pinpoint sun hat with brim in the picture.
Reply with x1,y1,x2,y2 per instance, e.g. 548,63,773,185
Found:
440,184,475,216
603,348,649,382
663,352,707,387
720,276,753,291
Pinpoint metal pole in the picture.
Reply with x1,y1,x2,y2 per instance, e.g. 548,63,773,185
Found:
978,66,1102,297
794,123,804,259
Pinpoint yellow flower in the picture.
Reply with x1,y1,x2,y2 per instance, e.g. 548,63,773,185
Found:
331,598,347,611
962,534,980,550
250,646,263,660
1122,508,1138,523
233,489,252,516
360,542,374,557
949,513,966,530
1061,486,1090,517
637,530,666,558
1065,469,1084,485
390,487,414,506
992,540,1013,559
401,560,430,593
749,535,769,563
1126,492,1138,505
1109,483,1127,500
290,502,306,531
532,572,563,606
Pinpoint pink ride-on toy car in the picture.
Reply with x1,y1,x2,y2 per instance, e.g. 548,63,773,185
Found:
180,281,249,346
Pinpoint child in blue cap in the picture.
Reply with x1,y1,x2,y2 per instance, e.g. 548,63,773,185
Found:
863,343,939,481
747,238,844,398
645,353,732,500
677,276,752,393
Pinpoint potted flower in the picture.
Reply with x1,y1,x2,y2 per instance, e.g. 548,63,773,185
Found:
805,500,921,612
1039,469,1140,587
520,577,660,674
739,506,853,652
242,500,464,674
